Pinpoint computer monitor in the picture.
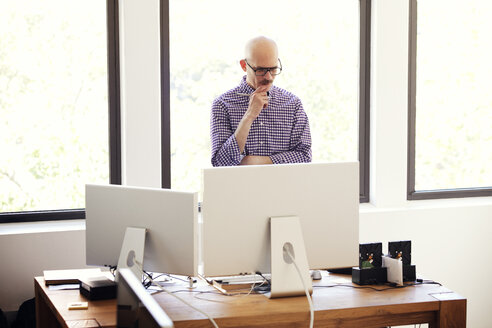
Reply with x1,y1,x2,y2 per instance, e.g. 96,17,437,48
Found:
200,162,359,297
85,184,198,276
117,267,174,328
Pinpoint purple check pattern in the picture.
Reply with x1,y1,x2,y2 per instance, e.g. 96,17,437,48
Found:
210,76,312,166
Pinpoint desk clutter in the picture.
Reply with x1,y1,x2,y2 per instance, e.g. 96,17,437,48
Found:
352,240,416,285
79,277,117,300
43,268,117,300
42,240,417,302
43,268,104,285
208,273,271,294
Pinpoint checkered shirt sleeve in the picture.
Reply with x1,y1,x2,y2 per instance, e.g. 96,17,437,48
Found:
210,99,243,166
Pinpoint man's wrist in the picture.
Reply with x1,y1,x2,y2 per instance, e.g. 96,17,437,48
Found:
241,112,256,125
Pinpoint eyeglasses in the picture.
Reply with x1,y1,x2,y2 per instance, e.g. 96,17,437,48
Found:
245,58,282,76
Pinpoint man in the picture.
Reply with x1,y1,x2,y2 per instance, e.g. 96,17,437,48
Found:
210,36,312,166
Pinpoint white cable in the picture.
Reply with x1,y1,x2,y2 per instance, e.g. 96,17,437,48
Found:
241,275,261,297
237,273,268,297
224,277,265,297
133,261,219,328
285,250,314,328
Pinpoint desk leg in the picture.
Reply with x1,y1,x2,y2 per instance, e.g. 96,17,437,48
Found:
35,281,63,328
430,293,467,328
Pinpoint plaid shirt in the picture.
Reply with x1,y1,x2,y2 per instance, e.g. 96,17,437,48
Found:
211,76,312,166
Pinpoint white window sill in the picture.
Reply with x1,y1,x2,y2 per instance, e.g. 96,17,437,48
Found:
0,219,85,236
2,196,491,236
360,196,492,214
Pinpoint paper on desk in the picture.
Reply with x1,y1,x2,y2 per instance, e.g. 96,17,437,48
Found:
48,284,80,290
43,268,103,285
382,256,403,286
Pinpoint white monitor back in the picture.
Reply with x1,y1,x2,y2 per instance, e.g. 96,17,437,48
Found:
201,162,359,277
86,184,198,276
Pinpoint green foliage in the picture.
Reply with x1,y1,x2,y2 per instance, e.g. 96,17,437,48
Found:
415,0,492,190
0,1,109,212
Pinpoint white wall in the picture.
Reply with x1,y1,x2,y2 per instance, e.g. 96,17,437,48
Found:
360,200,492,328
119,0,162,187
0,0,491,327
0,222,87,310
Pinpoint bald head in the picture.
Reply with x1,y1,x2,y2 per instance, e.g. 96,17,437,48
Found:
244,36,278,64
241,36,279,90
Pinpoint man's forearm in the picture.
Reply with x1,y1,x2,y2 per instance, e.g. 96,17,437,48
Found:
234,117,254,154
235,86,269,153
240,155,273,165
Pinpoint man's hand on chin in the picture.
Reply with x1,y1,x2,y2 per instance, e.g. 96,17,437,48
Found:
239,155,273,165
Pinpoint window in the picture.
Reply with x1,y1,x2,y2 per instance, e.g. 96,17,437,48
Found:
162,0,371,201
0,0,121,222
408,0,492,199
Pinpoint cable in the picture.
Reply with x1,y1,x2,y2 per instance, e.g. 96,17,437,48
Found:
202,272,270,296
171,288,269,296
313,280,442,292
132,261,219,328
284,249,314,328
255,271,271,286
194,280,266,302
243,275,265,297
152,272,196,284
141,270,196,290
109,265,117,278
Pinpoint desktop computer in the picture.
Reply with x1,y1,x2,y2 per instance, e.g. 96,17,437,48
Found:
85,184,199,277
200,162,359,298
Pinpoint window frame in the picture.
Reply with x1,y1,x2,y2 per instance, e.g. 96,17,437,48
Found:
359,0,371,202
160,0,371,203
407,0,492,200
0,0,122,223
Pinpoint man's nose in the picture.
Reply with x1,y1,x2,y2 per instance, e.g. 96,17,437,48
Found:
265,70,273,79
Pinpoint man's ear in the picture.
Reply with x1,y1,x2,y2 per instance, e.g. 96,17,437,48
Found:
239,59,247,72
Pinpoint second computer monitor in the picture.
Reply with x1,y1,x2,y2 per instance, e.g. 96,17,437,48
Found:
200,162,359,277
86,184,198,276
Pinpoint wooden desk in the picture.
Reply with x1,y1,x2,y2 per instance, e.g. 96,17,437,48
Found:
35,273,466,328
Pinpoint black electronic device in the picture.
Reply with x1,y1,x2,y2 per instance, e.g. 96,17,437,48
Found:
388,240,411,265
359,242,383,269
388,240,416,282
352,242,387,285
80,277,117,300
352,266,387,285
402,265,416,281
327,267,353,275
